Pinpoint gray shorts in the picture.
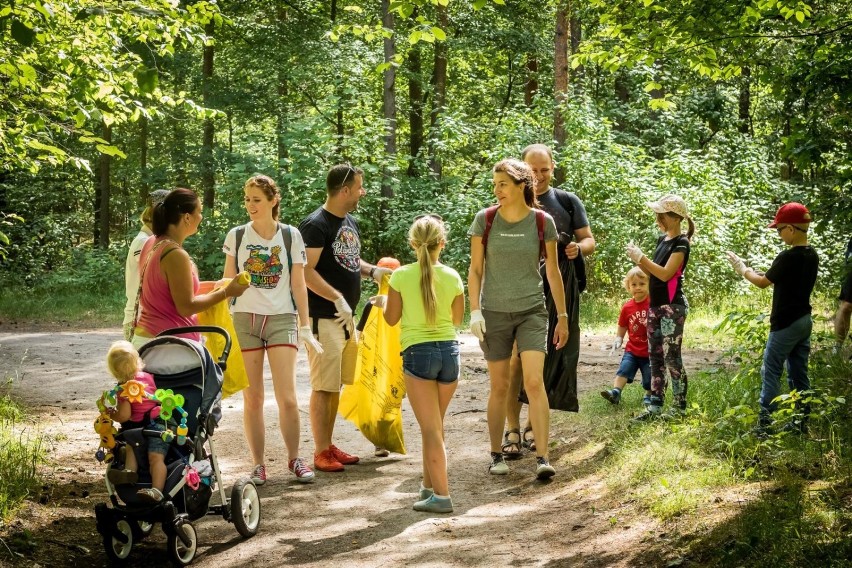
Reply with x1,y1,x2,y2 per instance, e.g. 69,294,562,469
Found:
480,305,548,361
233,312,298,351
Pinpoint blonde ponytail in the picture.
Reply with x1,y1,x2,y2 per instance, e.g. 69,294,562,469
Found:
409,216,447,326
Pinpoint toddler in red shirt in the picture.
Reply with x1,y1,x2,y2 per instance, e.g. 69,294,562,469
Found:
602,267,651,406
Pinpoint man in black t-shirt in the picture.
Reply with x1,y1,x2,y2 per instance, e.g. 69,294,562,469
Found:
726,202,819,432
502,144,596,457
834,236,852,353
299,165,392,472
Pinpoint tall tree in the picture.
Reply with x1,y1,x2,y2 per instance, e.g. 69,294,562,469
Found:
407,40,424,177
201,21,216,210
428,4,449,178
96,123,112,248
553,0,569,185
381,0,397,197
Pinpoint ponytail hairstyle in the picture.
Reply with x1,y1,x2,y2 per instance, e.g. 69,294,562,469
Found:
152,188,200,236
245,175,281,220
107,340,143,384
409,215,447,326
493,158,539,208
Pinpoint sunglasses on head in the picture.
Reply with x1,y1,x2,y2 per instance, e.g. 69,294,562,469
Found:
339,164,355,189
415,213,444,222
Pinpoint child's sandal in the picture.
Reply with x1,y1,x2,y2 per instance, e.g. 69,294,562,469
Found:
521,426,536,452
501,429,523,460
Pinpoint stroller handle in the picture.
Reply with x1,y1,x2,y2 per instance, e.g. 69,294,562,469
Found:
156,325,232,369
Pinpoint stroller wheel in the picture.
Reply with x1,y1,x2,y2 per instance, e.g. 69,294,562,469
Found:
103,519,134,563
167,521,197,566
230,478,261,537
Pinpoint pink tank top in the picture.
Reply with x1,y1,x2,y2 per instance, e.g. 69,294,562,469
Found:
127,371,161,423
137,236,201,342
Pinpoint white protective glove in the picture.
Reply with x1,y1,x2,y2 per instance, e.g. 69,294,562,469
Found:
626,242,645,264
725,251,749,276
299,326,324,354
369,295,387,310
333,296,355,333
371,266,393,286
610,336,623,356
469,309,486,341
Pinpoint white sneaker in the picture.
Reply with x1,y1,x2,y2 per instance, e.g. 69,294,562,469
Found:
374,446,389,457
535,457,556,480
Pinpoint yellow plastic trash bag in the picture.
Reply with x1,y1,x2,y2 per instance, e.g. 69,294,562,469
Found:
197,282,249,399
338,278,406,454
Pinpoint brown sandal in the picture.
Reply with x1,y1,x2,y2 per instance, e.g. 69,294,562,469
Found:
501,429,523,460
522,426,536,452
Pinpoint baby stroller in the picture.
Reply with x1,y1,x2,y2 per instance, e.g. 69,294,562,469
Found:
95,326,261,566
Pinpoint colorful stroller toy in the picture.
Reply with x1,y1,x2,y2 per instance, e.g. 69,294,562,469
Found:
94,326,260,565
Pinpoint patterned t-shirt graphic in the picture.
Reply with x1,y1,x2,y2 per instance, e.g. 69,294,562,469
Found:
243,244,283,289
333,225,361,273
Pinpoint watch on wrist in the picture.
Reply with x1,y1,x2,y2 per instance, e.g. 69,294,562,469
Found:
557,312,569,319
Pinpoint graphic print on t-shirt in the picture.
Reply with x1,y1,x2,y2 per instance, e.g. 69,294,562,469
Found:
332,225,361,272
243,244,283,289
628,308,647,338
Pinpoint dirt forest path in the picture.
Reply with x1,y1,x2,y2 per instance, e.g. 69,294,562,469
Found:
0,326,718,567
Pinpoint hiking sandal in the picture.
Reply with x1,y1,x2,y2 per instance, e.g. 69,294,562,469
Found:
501,429,523,460
522,426,536,452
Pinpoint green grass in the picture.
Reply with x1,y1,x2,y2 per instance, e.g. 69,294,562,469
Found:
0,283,124,326
0,392,45,523
561,323,852,566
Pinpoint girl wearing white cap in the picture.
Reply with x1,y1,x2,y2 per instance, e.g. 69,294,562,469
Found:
625,195,694,420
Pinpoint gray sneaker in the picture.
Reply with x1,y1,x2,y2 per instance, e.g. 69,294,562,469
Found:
413,494,453,513
535,457,556,480
632,405,662,422
489,452,509,475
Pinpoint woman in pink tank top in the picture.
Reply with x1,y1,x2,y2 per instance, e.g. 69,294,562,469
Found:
133,188,248,347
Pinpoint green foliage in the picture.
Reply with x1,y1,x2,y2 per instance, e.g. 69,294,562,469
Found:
0,393,45,522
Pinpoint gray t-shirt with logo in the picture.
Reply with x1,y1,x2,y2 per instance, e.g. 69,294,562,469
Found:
468,208,557,312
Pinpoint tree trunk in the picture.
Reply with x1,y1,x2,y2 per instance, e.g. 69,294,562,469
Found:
172,51,188,187
524,54,538,106
738,66,752,135
381,0,397,197
427,5,448,178
568,1,582,85
96,122,112,248
407,40,424,177
277,6,289,178
553,0,569,186
139,117,149,205
201,21,215,211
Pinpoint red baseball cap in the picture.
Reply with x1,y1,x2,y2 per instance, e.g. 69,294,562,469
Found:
768,202,811,228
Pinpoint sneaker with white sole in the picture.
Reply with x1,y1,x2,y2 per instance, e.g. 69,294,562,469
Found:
489,452,509,475
535,457,556,480
374,446,390,457
288,458,315,483
251,464,267,486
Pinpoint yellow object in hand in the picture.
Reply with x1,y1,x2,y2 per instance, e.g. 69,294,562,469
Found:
237,271,251,286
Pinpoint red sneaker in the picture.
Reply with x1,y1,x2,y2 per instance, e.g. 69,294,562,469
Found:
329,444,360,465
313,449,344,472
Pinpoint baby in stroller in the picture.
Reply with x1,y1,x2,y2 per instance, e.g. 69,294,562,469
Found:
96,326,260,565
102,340,168,502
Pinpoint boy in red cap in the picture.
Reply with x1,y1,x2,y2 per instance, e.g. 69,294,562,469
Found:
725,202,819,434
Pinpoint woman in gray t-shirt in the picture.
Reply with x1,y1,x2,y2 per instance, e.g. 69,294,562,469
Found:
467,158,569,481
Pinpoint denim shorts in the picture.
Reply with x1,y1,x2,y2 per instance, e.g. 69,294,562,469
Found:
616,351,651,391
402,341,460,384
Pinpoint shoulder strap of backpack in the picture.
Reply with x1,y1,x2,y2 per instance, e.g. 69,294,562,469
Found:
553,188,575,230
233,224,247,273
278,222,296,309
481,205,500,257
535,209,547,260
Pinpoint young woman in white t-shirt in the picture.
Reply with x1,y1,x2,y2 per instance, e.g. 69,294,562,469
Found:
222,175,323,485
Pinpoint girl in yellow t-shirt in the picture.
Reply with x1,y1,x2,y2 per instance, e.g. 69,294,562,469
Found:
379,215,464,514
